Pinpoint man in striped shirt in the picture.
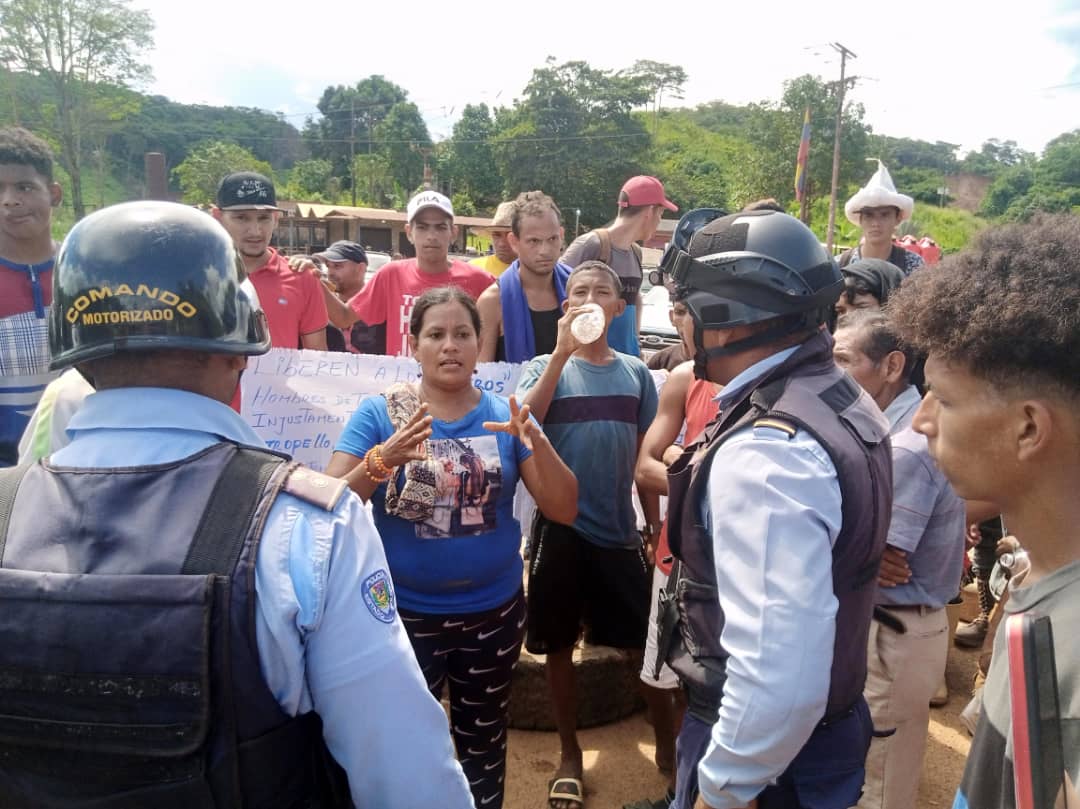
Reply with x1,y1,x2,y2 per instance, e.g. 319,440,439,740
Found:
0,127,61,467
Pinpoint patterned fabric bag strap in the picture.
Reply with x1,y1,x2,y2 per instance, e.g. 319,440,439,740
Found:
382,382,421,430
380,382,424,517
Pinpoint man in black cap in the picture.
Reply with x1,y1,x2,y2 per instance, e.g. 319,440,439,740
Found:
212,171,328,350
313,240,386,355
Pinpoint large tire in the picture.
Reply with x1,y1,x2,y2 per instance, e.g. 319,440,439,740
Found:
507,642,645,730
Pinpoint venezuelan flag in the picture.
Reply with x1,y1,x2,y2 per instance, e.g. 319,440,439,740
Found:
795,107,811,202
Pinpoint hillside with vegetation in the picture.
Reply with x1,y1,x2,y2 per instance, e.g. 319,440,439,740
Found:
1,0,1077,251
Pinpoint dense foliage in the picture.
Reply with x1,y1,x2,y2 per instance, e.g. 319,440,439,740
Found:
2,24,1076,246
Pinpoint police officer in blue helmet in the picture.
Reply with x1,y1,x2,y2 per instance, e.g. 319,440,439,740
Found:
0,201,474,808
655,209,894,809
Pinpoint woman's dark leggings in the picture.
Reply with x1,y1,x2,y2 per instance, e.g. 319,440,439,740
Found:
399,590,525,809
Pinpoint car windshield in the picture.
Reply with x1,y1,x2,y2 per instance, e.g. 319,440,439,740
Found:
640,284,675,336
366,252,391,271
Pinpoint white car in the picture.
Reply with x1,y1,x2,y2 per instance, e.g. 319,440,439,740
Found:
638,276,680,360
366,251,392,272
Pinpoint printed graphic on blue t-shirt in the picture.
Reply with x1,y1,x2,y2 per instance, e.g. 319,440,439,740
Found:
417,435,503,539
335,390,531,614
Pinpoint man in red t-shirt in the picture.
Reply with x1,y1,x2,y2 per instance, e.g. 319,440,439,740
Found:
348,191,494,357
211,172,327,351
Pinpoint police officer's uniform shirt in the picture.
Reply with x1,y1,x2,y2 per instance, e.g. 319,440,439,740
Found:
51,388,474,809
696,346,844,809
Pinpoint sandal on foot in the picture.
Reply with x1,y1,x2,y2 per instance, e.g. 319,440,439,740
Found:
549,776,584,808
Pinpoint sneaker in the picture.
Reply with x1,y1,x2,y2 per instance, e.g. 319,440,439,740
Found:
954,615,989,648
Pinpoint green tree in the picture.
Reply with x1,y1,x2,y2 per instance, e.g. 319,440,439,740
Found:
648,110,746,211
492,58,651,229
0,0,154,219
623,60,687,134
1036,130,1080,190
284,159,337,202
374,101,432,194
978,131,1080,220
979,164,1035,217
443,103,503,209
960,139,1033,176
304,76,408,179
870,135,959,173
351,153,398,208
688,101,752,136
172,141,273,206
745,74,870,219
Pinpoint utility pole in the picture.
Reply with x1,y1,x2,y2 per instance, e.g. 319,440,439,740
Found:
349,98,357,207
826,42,856,254
412,144,435,190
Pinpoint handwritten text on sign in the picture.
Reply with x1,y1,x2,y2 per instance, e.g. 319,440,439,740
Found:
241,349,523,471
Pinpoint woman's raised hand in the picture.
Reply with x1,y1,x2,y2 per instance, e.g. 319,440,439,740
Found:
483,395,540,452
380,403,434,468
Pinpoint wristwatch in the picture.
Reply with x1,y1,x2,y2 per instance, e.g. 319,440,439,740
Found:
642,522,658,536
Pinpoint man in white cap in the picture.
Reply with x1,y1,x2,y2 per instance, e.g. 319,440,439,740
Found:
347,190,494,357
840,161,925,276
470,200,518,277
561,175,678,357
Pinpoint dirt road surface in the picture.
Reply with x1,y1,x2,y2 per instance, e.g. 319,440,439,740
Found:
500,642,979,808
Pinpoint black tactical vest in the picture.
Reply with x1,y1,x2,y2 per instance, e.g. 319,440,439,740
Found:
662,331,892,722
0,442,352,808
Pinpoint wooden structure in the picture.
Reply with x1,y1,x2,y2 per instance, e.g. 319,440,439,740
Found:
272,202,492,257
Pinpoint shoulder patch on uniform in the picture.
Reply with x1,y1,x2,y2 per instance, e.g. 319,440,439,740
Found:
362,569,397,623
282,466,348,511
752,417,797,438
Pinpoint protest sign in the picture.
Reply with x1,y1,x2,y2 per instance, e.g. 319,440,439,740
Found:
241,349,522,471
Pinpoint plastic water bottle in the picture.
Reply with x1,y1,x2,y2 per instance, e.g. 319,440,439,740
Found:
570,303,605,344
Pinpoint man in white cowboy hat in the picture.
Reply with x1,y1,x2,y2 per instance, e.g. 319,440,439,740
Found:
840,161,925,276
470,200,518,277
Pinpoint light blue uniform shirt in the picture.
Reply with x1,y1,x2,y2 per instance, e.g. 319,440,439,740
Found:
878,385,966,608
696,346,844,809
51,387,474,809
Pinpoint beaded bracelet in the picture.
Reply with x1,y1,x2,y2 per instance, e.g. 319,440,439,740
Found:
363,448,392,483
369,444,394,477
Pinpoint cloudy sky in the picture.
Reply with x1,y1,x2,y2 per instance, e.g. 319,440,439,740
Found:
138,0,1079,157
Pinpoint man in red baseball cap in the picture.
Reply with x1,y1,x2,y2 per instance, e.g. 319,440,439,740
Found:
561,176,677,356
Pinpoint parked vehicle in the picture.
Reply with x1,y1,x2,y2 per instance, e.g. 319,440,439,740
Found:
638,268,680,360
366,251,392,272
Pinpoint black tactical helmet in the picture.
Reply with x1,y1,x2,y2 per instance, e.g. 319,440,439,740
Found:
657,209,841,374
49,201,270,370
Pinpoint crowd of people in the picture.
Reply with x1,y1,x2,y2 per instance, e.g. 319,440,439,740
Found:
1,122,1078,809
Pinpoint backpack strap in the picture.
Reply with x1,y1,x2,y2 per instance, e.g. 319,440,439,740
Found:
182,446,289,576
0,464,32,565
595,228,612,266
595,228,642,273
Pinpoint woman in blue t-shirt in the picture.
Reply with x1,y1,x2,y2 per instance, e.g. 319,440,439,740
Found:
326,286,577,809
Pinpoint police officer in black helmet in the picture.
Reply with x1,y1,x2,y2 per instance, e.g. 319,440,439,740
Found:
0,201,474,808
655,209,894,809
